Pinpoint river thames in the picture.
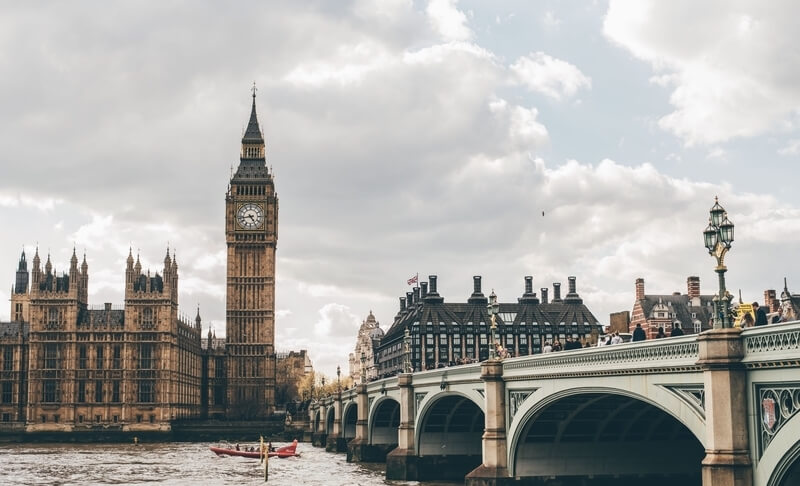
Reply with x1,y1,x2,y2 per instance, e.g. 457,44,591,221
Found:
0,441,460,486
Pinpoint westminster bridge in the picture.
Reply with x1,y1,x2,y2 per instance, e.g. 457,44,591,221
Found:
307,323,800,486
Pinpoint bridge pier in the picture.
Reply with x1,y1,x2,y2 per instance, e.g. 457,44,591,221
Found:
326,393,347,452
312,402,327,447
347,383,387,462
386,373,419,480
698,327,752,486
466,359,513,486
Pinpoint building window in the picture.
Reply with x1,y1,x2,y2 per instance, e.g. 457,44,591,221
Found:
2,347,12,371
4,413,13,422
113,415,119,423
78,415,84,423
149,414,155,424
112,381,120,403
142,308,154,329
14,303,23,321
112,345,122,369
96,346,104,370
94,381,103,403
95,415,101,423
138,380,155,403
44,344,58,369
136,415,143,423
47,308,59,329
77,381,86,403
53,414,59,423
139,344,153,369
1,382,12,403
78,345,87,369
41,415,46,423
43,381,58,403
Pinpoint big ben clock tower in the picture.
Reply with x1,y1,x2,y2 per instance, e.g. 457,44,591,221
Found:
225,88,278,418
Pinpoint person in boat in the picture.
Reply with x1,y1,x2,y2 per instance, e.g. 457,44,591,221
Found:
235,443,240,451
268,441,275,453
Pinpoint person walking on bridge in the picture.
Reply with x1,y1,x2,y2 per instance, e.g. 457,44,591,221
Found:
632,323,646,342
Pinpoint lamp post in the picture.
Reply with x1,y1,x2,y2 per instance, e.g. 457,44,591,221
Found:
336,365,341,392
703,197,735,329
487,290,499,359
360,351,366,384
403,327,412,373
321,376,326,398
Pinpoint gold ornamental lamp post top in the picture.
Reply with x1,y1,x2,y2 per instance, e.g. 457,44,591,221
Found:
704,196,735,329
487,289,500,359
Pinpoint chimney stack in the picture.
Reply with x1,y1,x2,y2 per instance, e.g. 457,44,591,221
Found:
400,297,406,312
429,275,438,295
687,276,700,299
565,276,583,304
541,288,549,304
765,289,777,311
552,282,562,302
568,276,577,295
525,276,533,295
519,276,539,303
473,276,482,294
635,278,645,301
413,286,420,304
420,282,428,298
406,291,413,306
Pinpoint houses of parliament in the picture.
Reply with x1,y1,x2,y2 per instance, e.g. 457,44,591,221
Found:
0,92,279,433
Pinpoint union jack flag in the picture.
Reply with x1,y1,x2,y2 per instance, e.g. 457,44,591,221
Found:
407,274,418,285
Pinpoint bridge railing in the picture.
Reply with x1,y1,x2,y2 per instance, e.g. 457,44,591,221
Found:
502,335,700,379
406,362,483,389
742,319,800,366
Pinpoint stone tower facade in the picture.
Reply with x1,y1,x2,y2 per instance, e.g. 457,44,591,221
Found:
225,91,278,418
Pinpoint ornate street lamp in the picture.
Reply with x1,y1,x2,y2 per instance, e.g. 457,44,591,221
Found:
336,365,341,392
487,290,500,359
360,351,366,384
704,197,735,328
403,327,412,373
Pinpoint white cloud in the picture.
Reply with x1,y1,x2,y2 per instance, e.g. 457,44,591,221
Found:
542,11,561,29
778,139,800,156
426,0,473,41
510,52,591,100
604,0,800,146
313,303,361,337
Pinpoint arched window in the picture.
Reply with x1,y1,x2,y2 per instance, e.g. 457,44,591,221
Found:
142,308,154,329
47,308,59,329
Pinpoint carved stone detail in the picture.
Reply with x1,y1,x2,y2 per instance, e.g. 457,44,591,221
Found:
414,392,427,418
757,384,800,457
508,389,537,423
663,385,705,418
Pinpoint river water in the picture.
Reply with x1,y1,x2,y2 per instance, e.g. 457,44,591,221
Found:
0,441,460,486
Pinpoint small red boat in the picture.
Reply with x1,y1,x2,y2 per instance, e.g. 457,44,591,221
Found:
210,439,300,459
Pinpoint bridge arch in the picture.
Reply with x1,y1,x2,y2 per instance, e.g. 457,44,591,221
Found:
341,401,357,441
313,409,321,432
508,386,706,482
325,405,335,435
414,391,485,480
368,396,400,446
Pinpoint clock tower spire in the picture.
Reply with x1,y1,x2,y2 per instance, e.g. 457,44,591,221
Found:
224,86,278,418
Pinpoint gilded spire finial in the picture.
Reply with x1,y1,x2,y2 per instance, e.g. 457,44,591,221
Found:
251,81,257,99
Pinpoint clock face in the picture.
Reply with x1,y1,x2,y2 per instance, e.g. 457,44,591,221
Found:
236,203,264,229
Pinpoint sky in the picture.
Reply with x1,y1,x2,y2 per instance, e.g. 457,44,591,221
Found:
1,1,799,378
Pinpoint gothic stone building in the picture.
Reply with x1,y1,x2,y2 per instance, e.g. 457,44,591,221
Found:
374,275,602,378
0,248,203,432
0,92,279,431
